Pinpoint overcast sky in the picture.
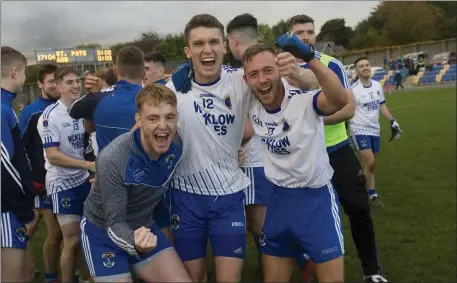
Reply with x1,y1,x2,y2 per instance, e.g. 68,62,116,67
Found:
1,1,379,61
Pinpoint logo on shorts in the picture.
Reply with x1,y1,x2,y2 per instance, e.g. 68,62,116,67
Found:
61,197,71,209
224,95,232,109
234,247,244,255
133,168,149,182
171,214,180,230
43,195,51,204
166,154,175,169
231,221,244,227
102,252,116,268
321,246,339,255
360,140,368,148
15,227,26,242
259,232,267,247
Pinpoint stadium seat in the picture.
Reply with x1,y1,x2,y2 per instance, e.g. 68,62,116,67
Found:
432,65,444,71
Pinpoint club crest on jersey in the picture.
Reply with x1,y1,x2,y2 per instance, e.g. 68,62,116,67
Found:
61,197,71,209
102,252,116,268
282,119,291,132
43,119,49,127
223,95,232,109
171,214,180,230
133,168,149,182
166,154,175,169
15,227,26,242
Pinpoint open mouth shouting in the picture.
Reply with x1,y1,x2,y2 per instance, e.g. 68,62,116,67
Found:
201,57,216,68
154,132,170,145
258,84,273,99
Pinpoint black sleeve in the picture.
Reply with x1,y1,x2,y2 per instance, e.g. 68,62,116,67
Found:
68,92,106,120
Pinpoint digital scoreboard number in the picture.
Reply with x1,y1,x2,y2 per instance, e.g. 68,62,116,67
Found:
35,48,113,64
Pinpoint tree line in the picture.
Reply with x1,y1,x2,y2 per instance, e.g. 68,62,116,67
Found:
98,2,455,62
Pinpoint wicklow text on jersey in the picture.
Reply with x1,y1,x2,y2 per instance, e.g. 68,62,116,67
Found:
193,93,235,136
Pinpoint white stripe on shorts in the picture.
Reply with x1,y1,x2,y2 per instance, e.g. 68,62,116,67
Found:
350,135,360,151
244,167,256,205
34,195,40,208
328,184,345,254
1,212,12,248
80,218,96,276
52,194,59,214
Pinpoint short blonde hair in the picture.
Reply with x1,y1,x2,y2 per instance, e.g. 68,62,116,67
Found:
135,84,177,112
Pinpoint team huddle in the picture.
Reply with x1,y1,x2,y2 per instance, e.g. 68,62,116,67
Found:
1,12,403,283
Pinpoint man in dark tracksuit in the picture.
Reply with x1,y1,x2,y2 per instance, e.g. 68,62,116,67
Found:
1,46,39,282
288,15,387,283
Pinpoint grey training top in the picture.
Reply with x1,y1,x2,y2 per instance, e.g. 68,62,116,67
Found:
83,129,182,257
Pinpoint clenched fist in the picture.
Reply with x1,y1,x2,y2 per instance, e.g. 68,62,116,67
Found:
276,52,301,82
134,226,157,254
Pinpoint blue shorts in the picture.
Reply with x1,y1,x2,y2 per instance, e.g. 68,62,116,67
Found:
80,217,173,281
1,212,29,249
153,200,170,229
50,181,91,215
170,189,246,261
34,194,53,210
242,167,274,205
351,135,381,154
259,183,344,263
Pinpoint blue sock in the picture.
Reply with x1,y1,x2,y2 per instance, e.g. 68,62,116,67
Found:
368,188,377,199
44,272,58,282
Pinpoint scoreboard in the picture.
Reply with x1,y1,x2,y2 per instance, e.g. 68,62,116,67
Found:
35,48,113,64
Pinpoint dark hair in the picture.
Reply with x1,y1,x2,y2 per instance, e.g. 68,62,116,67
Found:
116,46,144,80
144,52,166,66
37,63,58,83
354,57,369,67
242,43,276,64
184,14,224,45
54,66,78,83
226,13,258,34
1,46,27,78
287,14,315,29
105,67,117,86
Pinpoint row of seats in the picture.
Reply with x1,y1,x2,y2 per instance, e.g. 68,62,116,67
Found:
414,64,456,85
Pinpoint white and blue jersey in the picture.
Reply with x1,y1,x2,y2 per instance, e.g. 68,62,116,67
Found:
350,79,385,137
166,69,253,262
248,80,344,262
349,80,385,153
37,100,90,215
166,70,252,196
